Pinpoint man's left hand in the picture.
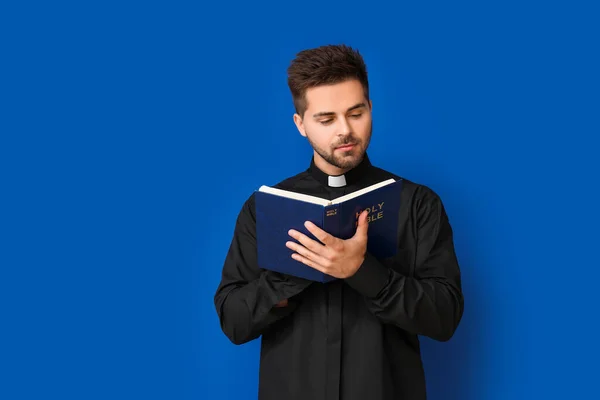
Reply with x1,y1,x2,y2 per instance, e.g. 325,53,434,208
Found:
286,210,369,279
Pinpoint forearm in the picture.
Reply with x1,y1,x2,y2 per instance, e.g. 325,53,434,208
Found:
346,253,464,341
215,271,311,345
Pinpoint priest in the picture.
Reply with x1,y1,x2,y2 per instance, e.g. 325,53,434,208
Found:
214,44,464,400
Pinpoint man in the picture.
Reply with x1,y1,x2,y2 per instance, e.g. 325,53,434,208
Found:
214,44,464,400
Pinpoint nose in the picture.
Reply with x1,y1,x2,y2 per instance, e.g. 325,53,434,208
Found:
338,116,353,136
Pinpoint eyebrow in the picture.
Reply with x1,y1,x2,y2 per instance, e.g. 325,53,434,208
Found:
312,102,367,119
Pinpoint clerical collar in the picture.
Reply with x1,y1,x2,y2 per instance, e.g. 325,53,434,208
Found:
328,175,346,187
308,153,372,188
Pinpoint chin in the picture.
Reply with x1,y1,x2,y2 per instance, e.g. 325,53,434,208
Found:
340,147,363,159
334,152,363,169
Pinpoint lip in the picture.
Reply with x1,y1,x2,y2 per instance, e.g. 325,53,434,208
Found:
335,144,356,151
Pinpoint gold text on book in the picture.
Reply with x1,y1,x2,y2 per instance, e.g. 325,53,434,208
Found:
355,202,385,226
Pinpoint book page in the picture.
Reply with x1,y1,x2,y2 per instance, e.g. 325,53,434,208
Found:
330,178,396,204
258,185,330,206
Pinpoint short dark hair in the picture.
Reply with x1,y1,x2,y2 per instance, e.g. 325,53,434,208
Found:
287,44,369,117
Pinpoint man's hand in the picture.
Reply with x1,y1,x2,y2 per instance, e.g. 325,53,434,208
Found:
274,299,288,308
286,210,369,279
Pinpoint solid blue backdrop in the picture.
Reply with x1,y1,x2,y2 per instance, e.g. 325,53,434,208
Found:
1,1,598,399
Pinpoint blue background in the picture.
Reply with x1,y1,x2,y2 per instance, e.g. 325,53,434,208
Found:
1,1,598,399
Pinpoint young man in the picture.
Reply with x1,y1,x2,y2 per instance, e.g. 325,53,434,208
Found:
214,44,464,400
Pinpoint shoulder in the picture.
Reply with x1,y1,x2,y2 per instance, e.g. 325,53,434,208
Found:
237,170,311,220
272,170,312,191
371,165,445,213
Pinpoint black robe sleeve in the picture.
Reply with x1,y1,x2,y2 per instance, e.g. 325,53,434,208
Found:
345,186,464,342
214,194,313,345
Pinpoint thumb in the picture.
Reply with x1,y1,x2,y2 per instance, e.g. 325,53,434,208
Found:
354,210,369,239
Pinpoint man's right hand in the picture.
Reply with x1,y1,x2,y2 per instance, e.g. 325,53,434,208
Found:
274,299,288,308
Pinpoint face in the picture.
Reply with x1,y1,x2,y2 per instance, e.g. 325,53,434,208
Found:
293,79,373,176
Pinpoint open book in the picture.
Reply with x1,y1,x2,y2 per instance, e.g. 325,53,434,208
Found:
255,178,403,282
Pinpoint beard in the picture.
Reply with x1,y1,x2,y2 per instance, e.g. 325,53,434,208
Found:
305,124,372,171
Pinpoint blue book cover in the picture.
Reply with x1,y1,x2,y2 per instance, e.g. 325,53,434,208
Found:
255,179,403,282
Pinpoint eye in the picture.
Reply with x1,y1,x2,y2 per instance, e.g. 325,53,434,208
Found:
319,119,334,125
350,113,362,119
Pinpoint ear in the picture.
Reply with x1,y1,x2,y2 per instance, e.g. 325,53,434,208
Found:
369,99,373,110
293,113,307,138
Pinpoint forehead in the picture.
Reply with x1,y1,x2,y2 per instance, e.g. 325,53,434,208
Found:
304,79,366,112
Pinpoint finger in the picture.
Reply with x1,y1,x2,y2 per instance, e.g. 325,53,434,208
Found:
274,299,288,308
354,210,370,238
286,241,330,267
291,252,328,274
288,228,328,255
304,221,336,246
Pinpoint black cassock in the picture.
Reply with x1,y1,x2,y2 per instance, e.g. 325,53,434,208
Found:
214,154,464,400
